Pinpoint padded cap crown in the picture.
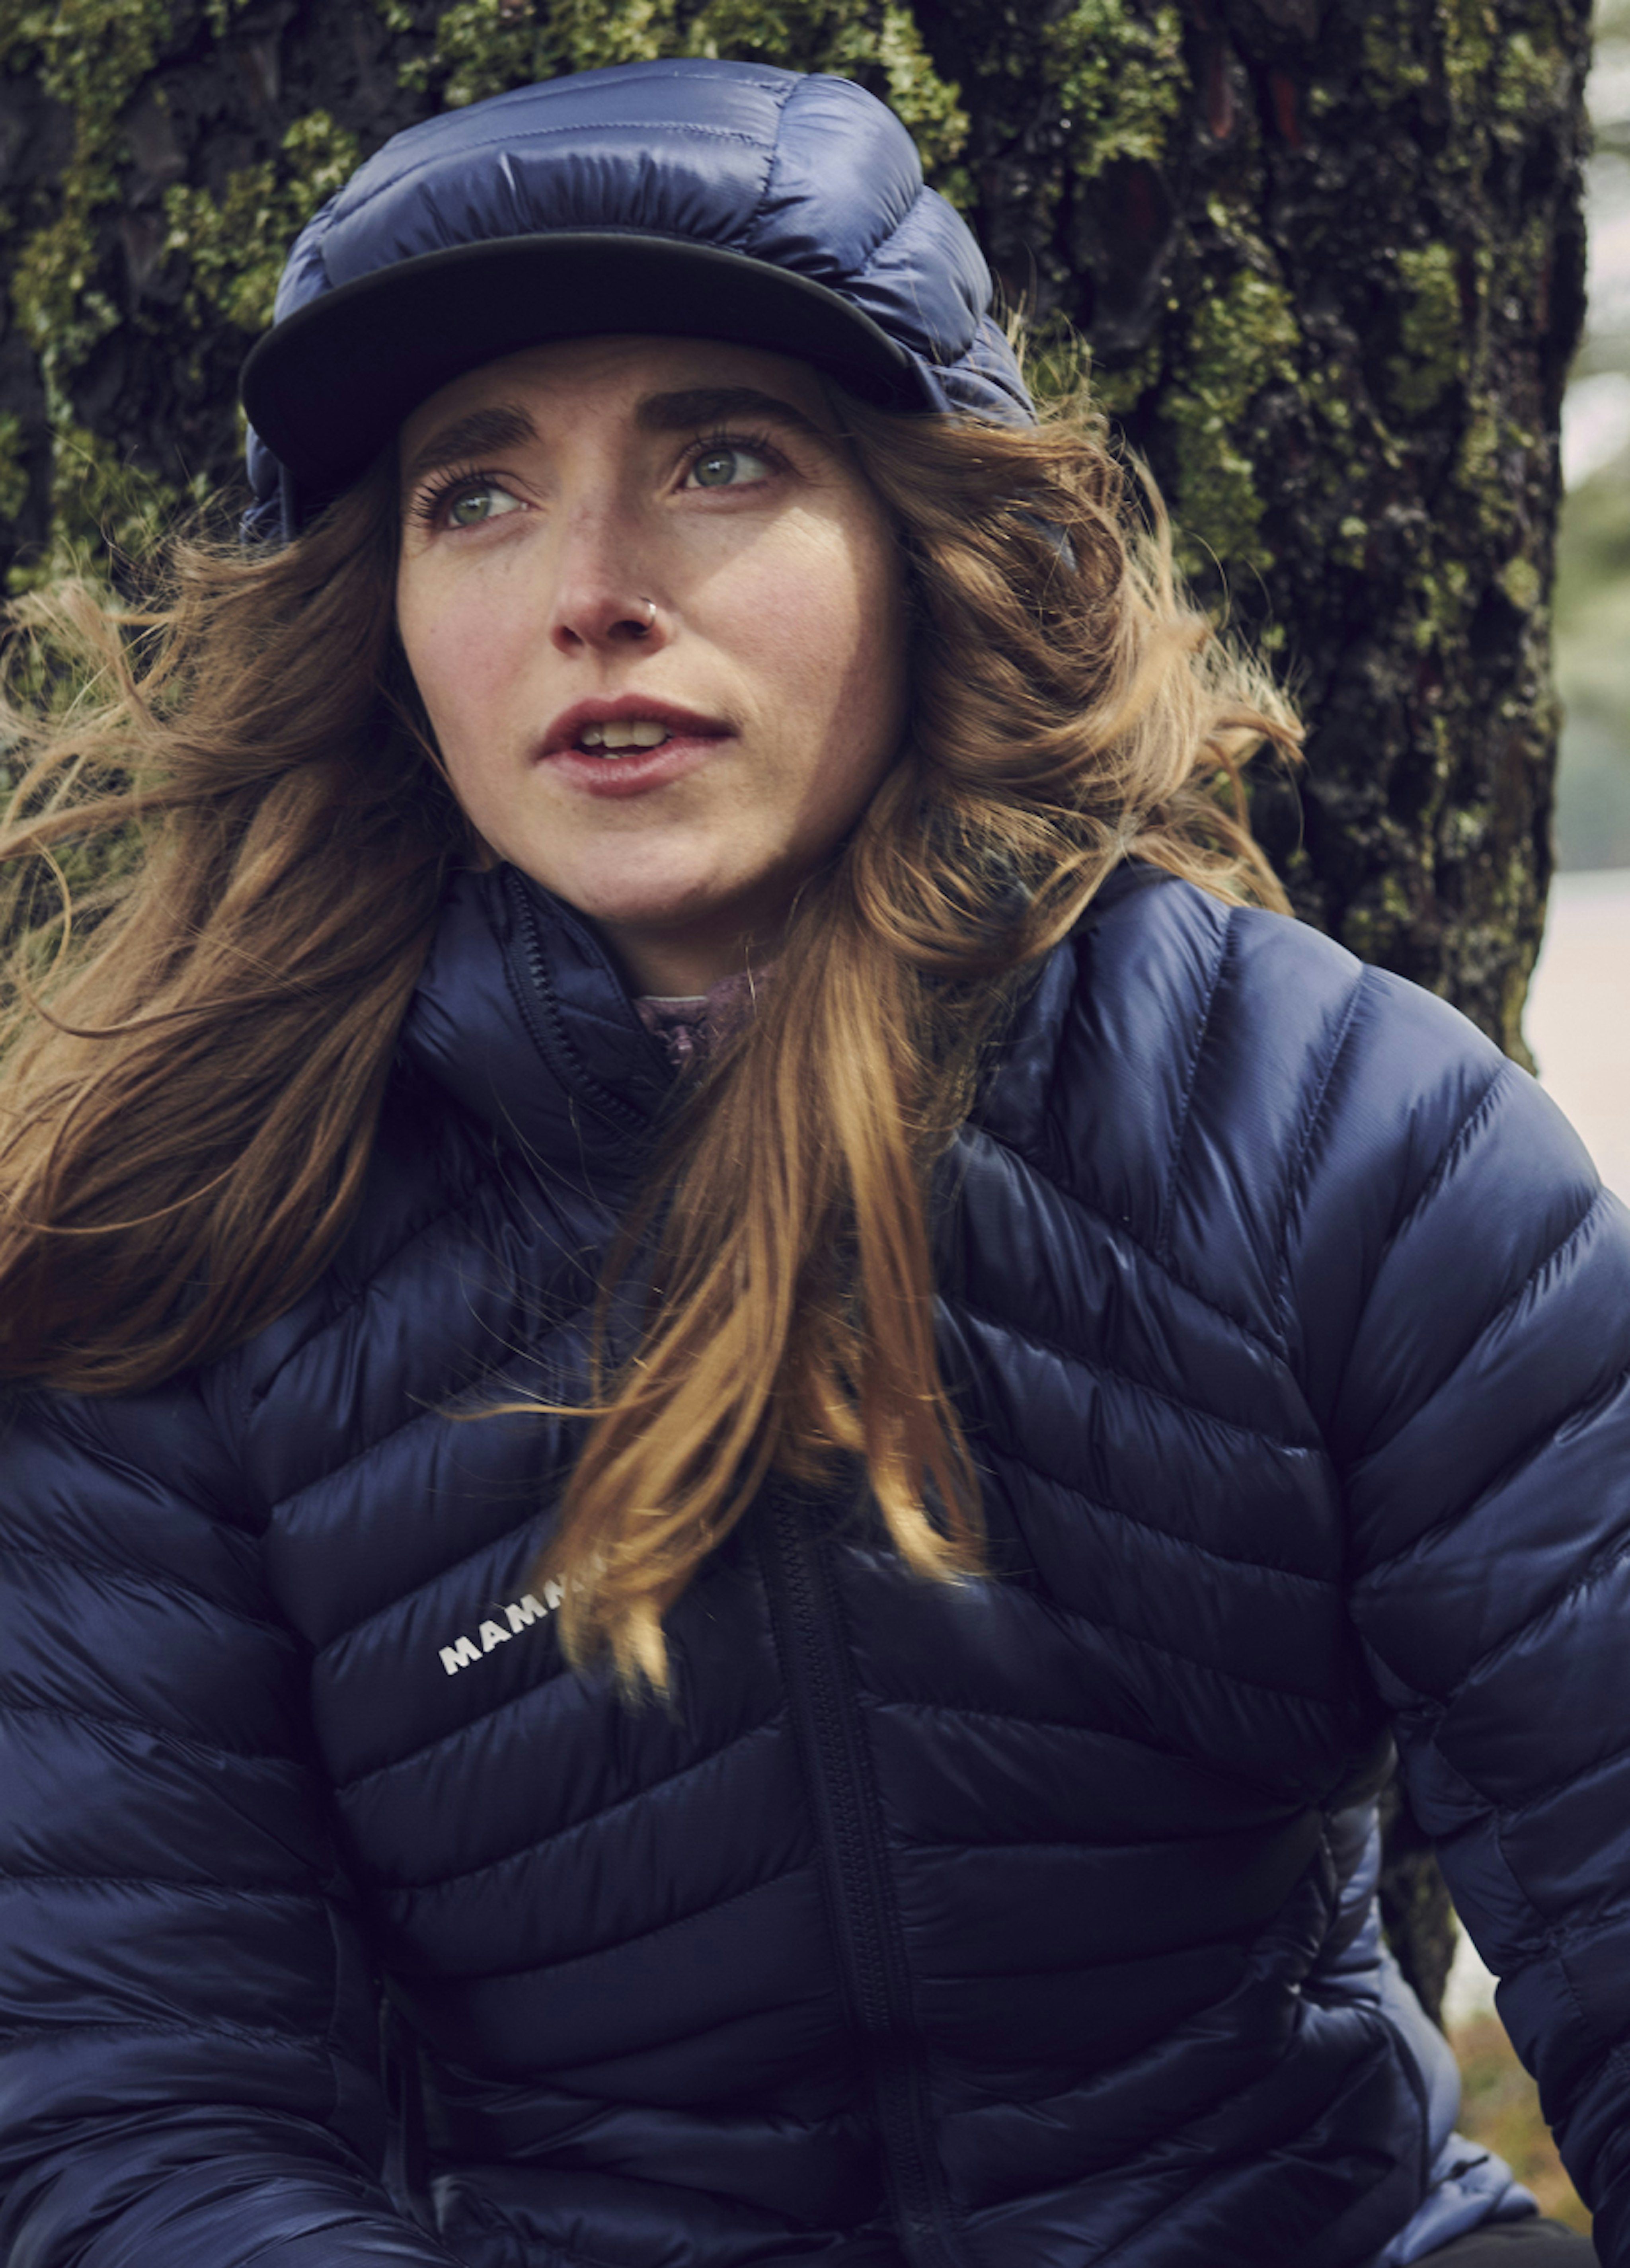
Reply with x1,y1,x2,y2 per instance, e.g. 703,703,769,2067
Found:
238,59,1033,540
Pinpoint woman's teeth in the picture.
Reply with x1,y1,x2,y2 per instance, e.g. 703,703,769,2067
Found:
577,720,671,756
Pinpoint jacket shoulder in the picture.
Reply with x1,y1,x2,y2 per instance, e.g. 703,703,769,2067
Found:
979,868,1591,1364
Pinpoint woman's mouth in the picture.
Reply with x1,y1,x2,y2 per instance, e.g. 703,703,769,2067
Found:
538,703,732,798
575,719,673,757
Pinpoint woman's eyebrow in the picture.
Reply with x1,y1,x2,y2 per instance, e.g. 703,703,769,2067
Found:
635,386,829,443
401,404,538,491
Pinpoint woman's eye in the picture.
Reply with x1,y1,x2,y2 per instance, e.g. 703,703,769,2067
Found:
685,445,770,490
444,482,521,528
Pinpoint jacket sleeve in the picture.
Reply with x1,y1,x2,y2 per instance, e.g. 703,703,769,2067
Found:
1286,962,1630,2263
0,1375,458,2266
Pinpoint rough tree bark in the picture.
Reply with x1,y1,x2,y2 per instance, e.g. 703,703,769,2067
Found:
0,0,1593,2023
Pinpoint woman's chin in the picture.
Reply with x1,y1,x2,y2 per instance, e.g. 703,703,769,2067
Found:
529,871,781,991
523,856,787,947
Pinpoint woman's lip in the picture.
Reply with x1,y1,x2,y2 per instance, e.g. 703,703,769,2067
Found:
538,730,731,798
540,696,731,756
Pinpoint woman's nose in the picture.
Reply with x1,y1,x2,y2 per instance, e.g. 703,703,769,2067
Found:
550,589,665,653
547,523,668,656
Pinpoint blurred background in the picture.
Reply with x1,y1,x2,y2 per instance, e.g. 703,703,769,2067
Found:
1529,0,1630,1210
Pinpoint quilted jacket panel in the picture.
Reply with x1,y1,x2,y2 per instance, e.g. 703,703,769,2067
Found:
2,863,1627,2268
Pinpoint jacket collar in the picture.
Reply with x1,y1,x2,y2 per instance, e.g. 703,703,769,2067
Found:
397,865,676,1193
397,856,1142,1193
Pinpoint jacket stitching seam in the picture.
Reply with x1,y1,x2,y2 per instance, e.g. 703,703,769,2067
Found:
349,1718,767,1851
1084,2019,1397,2266
447,2186,634,2268
502,870,659,1139
1538,1882,1630,1951
0,2016,331,2048
1488,1812,1607,2065
1270,967,1369,1340
1038,1589,1344,1717
308,1466,603,1664
1369,1058,1513,1282
1154,904,1234,1267
0,1693,295,1766
1476,1724,1630,1836
1435,1511,1630,1719
281,1342,576,1505
967,1115,1286,1362
247,1153,506,1407
20,1377,256,1531
0,1532,285,1636
235,2215,408,2268
419,1859,806,1986
1016,1162,1285,1362
954,1290,1316,1458
0,1870,324,1897
1348,1190,1613,1568
972,887,1285,1362
16,1390,238,1513
340,1702,549,1806
986,1437,1334,1585
887,1930,1251,1984
1398,1727,1626,2039
1354,1334,1629,1609
877,1697,1218,1739
266,1293,593,1539
323,1884,349,2130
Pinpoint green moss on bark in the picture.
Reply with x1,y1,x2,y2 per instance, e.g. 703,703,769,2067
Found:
7,421,197,593
162,113,361,338
0,414,29,527
402,0,969,189
4,0,176,382
1388,243,1462,419
1045,0,1184,181
1164,268,1300,580
0,0,357,582
1361,2,1432,104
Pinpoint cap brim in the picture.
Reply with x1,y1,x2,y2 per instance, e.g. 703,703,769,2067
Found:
239,232,932,502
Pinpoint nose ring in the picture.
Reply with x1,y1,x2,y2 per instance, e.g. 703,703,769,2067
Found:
632,597,656,637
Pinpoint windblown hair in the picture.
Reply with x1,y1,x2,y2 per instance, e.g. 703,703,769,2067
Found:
0,379,1297,1687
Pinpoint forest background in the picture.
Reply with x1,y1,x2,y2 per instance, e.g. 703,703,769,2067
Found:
0,0,1618,2238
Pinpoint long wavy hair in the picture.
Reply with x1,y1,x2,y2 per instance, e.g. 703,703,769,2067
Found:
0,376,1297,1687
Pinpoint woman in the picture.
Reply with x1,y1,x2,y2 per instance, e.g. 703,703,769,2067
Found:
0,57,1622,2268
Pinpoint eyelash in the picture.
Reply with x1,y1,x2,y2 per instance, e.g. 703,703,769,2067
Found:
408,463,500,530
408,427,789,529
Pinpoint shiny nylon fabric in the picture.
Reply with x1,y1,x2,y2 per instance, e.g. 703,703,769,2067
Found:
3,865,1630,2267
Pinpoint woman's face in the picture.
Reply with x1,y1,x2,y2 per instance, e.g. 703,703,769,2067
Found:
395,334,909,996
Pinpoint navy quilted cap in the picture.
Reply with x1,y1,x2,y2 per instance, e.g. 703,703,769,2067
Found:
240,58,1033,540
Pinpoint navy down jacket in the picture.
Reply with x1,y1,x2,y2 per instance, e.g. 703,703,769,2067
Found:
3,862,1630,2268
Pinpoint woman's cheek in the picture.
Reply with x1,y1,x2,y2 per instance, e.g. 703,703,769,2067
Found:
402,591,512,756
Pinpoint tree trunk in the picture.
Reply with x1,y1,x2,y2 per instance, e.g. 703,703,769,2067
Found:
0,0,1593,2023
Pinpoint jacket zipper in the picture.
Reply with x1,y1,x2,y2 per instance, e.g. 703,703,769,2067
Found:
505,869,660,1139
760,1492,964,2267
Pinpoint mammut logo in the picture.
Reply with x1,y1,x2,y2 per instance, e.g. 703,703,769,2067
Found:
439,1581,564,1676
